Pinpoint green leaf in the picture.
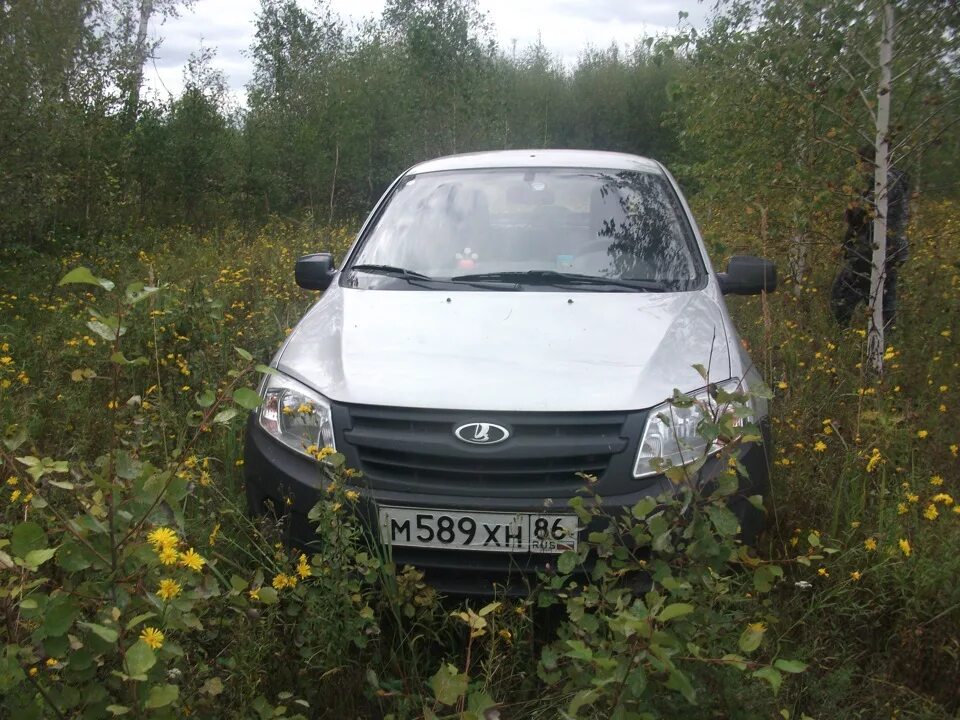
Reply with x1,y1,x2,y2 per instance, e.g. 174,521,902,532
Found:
60,267,115,291
666,669,696,703
235,347,253,361
658,603,695,622
567,689,600,715
11,522,47,557
213,408,239,424
705,504,741,537
125,613,157,631
429,664,467,706
22,547,57,570
196,389,216,408
752,666,782,694
774,658,807,674
255,586,278,605
738,624,766,653
87,319,124,342
124,282,161,305
43,596,80,637
110,351,148,366
631,496,657,520
256,364,279,376
105,705,130,715
478,601,501,617
124,640,156,678
144,683,179,709
557,550,578,575
79,621,118,643
232,388,261,410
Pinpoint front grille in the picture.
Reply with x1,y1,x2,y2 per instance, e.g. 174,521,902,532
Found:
337,404,631,497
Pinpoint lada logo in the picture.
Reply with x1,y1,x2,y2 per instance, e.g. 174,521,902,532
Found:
454,422,510,445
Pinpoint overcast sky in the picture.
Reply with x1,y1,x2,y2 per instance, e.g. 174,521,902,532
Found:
143,0,709,105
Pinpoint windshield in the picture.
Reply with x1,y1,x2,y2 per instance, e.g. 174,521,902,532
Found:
347,168,706,291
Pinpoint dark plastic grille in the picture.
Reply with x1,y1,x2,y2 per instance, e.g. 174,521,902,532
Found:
337,404,630,497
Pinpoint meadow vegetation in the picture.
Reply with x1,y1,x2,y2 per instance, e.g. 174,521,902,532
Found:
1,198,958,718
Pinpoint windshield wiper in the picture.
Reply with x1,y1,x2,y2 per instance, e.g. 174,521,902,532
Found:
450,270,669,292
349,264,433,281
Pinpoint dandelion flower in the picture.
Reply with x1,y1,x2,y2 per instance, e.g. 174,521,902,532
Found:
917,430,929,439
178,548,205,572
817,567,829,577
158,546,179,565
864,538,877,551
747,622,767,634
147,527,178,551
139,627,164,650
813,441,827,452
930,475,944,486
296,554,312,579
157,578,182,602
345,489,360,502
933,493,954,506
850,571,862,581
272,572,297,590
45,658,58,667
923,504,939,521
898,539,911,557
248,587,261,601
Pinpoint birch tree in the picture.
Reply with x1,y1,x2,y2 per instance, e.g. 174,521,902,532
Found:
866,3,894,375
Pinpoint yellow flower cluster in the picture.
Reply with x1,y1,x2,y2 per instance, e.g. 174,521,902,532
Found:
272,572,298,590
146,526,205,572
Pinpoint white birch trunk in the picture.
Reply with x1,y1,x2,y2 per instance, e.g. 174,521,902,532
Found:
867,3,894,375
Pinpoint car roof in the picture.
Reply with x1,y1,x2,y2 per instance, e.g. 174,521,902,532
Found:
407,149,663,175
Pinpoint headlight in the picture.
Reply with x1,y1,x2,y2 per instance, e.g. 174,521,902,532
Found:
258,373,335,458
633,379,745,479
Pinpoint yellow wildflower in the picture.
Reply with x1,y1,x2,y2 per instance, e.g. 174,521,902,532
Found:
906,492,919,503
923,504,939,521
139,627,164,650
930,475,944,486
897,503,908,515
932,493,954,506
747,622,767,634
813,441,827,452
45,658,58,667
864,537,877,551
850,571,862,581
345,489,360,502
178,548,205,572
272,572,297,590
917,430,929,439
866,448,882,473
296,554,312,579
10,489,21,502
248,587,261,601
898,539,911,557
157,579,182,602
158,546,179,565
147,527,178,551
29,667,38,677
208,523,220,546
817,567,829,577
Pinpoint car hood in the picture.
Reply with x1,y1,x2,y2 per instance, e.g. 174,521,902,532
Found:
277,284,732,412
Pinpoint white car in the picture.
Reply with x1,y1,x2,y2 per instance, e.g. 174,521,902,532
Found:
244,149,776,593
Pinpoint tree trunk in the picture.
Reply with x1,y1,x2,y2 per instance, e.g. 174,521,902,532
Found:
123,0,155,131
867,3,894,376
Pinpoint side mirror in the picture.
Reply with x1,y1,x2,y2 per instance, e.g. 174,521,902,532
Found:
295,253,336,291
718,255,777,295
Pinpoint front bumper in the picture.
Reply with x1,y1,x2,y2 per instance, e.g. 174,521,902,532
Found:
243,414,771,595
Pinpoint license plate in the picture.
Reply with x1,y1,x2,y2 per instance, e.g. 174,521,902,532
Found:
377,506,579,554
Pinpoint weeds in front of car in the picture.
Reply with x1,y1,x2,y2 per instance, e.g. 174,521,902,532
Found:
1,201,958,717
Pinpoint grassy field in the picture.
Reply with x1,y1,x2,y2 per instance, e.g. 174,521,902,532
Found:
0,199,958,718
